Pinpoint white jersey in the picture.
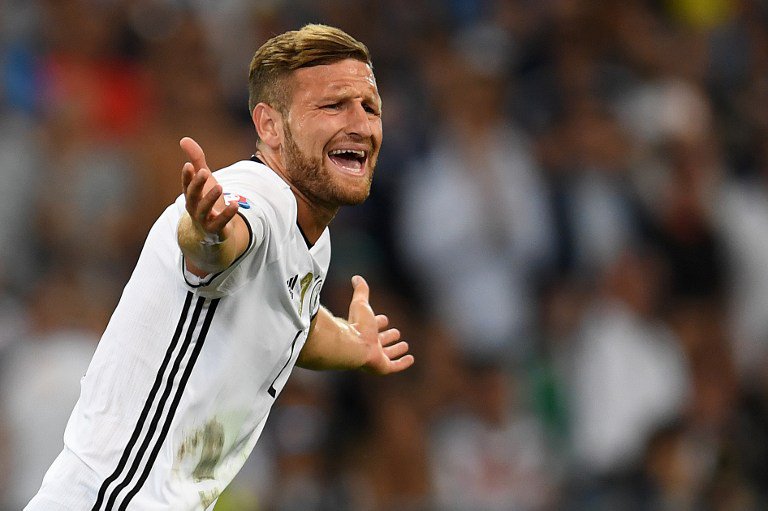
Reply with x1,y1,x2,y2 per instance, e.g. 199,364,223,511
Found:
27,159,330,511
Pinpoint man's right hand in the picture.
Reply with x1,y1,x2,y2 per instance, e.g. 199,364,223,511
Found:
178,137,247,277
180,137,239,241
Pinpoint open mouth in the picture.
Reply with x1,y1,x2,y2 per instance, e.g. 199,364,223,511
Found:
328,149,367,175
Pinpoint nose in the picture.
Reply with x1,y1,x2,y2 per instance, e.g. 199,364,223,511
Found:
345,101,373,139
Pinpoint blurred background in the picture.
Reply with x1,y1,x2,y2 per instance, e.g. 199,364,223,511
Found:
1,0,768,509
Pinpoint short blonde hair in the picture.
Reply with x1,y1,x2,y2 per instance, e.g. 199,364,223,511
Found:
248,24,372,118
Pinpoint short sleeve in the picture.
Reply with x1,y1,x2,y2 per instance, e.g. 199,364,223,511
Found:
174,160,292,299
178,190,270,299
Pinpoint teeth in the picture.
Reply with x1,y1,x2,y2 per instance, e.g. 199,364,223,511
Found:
329,149,365,158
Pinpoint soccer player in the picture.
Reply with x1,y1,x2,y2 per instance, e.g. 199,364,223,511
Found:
26,24,413,510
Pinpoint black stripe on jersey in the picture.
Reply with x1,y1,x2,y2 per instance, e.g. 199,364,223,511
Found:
91,291,194,511
102,296,207,510
92,294,220,510
118,297,220,510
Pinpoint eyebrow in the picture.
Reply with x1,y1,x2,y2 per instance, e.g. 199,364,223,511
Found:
326,78,379,95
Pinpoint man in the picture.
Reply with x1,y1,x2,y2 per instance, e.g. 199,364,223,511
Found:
27,24,413,510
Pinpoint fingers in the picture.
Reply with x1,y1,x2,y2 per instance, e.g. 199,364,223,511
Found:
379,328,401,346
386,353,415,373
380,332,413,374
187,178,238,231
180,137,208,172
197,183,223,221
179,138,239,237
348,275,415,375
180,137,210,208
184,167,226,231
208,200,239,233
180,137,210,201
181,162,195,191
185,167,211,211
383,340,409,359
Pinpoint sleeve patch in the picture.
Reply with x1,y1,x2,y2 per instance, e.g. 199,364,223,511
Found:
223,192,252,209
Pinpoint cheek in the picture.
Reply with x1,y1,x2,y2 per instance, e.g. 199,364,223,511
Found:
307,122,340,150
373,122,383,147
292,127,326,156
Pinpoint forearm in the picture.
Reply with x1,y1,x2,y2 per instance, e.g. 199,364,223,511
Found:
177,212,242,275
297,306,371,371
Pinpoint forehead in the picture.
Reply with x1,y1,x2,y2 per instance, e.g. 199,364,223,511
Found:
290,59,379,101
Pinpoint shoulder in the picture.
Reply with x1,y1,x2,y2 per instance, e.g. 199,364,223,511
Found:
214,159,297,239
215,159,290,198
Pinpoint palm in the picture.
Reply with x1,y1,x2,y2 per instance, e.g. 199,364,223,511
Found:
347,276,414,375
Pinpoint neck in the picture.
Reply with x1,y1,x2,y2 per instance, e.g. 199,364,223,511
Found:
295,193,338,244
255,149,338,245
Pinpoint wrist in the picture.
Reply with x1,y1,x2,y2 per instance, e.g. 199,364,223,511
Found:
199,231,224,246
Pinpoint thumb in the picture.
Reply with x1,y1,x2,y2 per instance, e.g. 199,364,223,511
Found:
348,275,372,323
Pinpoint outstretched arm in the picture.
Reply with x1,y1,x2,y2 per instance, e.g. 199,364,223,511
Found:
297,276,415,374
177,137,249,277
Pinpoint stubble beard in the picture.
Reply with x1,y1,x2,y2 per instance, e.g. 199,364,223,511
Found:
283,124,374,207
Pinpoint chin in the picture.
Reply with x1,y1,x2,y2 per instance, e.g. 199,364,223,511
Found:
323,163,374,206
340,191,370,206
332,181,372,206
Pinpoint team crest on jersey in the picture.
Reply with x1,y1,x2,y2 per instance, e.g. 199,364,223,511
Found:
287,273,323,316
223,192,251,209
308,278,324,316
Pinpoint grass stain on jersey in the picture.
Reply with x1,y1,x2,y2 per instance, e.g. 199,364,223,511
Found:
199,488,221,510
176,419,225,482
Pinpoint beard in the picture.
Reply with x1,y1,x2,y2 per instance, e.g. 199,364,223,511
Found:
282,124,374,207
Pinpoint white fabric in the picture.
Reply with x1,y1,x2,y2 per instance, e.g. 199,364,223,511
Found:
26,159,330,510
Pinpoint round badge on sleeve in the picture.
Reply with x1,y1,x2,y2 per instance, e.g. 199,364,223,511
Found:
223,192,252,209
309,278,324,316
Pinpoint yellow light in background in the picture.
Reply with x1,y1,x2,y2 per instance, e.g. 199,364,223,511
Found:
667,0,737,30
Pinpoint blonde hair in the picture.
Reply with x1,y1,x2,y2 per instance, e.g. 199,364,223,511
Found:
248,24,372,118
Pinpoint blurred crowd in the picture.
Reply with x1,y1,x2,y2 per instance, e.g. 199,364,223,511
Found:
1,0,767,509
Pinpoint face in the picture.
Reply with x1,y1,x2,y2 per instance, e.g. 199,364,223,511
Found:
281,58,383,207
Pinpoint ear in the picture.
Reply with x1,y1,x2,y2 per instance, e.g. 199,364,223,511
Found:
252,103,283,150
